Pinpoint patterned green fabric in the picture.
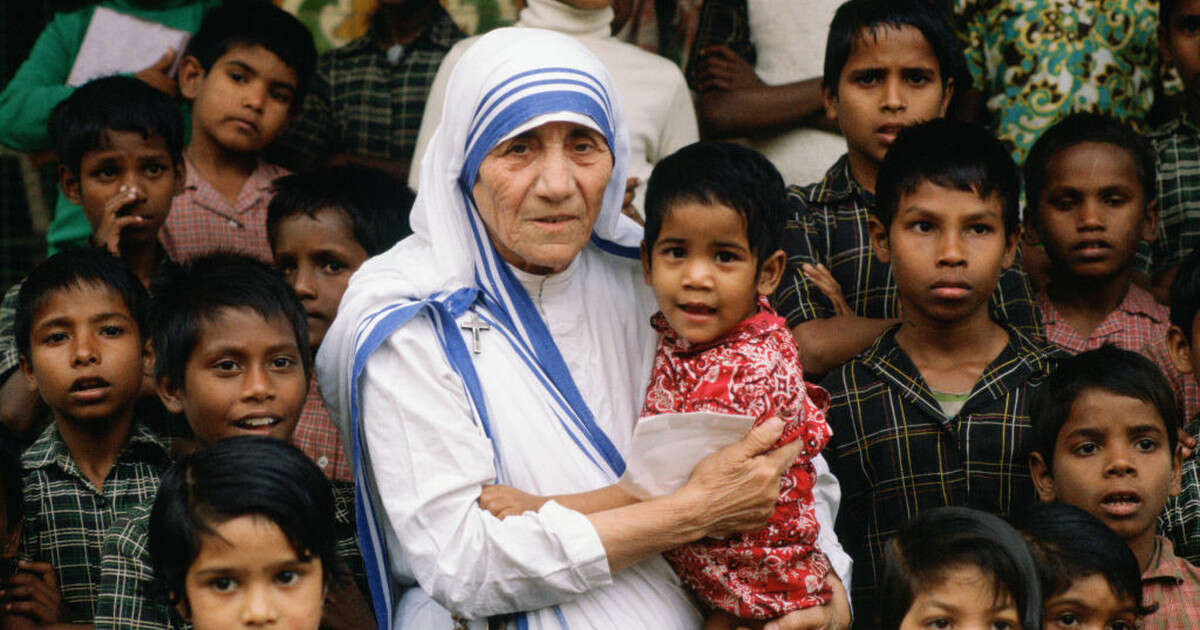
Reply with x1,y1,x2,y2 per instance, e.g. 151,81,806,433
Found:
18,422,170,623
1139,114,1200,275
1162,414,1200,565
268,8,465,174
821,324,1060,626
955,0,1160,163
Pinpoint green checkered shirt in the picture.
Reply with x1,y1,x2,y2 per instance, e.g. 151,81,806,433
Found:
18,421,169,623
268,9,465,173
773,155,1043,340
1139,114,1200,275
1162,414,1200,566
94,479,366,630
820,324,1060,627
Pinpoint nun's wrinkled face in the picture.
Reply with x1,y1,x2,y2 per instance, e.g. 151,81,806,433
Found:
472,121,612,274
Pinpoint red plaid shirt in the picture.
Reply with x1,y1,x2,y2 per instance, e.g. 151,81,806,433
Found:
1141,537,1200,630
292,377,351,482
159,157,285,263
1036,285,1200,419
644,297,832,619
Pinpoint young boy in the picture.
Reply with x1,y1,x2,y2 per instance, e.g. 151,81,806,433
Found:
1029,346,1199,630
1141,0,1200,299
1023,113,1199,419
775,0,1039,379
9,248,168,625
159,2,317,264
481,142,847,629
0,75,186,444
92,254,375,630
267,165,413,481
0,0,218,253
820,118,1059,628
1161,248,1200,565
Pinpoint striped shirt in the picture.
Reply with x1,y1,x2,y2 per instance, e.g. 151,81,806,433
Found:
820,324,1060,626
1141,536,1200,630
18,422,170,623
159,157,286,264
774,155,1042,340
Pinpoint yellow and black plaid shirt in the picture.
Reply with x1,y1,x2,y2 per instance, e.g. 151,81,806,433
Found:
820,324,1060,626
773,155,1043,341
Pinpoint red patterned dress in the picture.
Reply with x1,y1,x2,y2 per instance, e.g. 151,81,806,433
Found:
643,296,832,619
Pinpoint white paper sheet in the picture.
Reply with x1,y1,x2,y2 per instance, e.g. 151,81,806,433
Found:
66,7,190,87
616,411,757,500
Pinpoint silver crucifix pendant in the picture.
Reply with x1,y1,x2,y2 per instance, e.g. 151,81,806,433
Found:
460,311,490,354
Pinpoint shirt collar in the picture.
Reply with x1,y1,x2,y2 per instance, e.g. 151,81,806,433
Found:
182,156,276,195
806,154,876,207
366,6,464,52
1036,283,1166,325
22,421,170,476
1143,536,1188,585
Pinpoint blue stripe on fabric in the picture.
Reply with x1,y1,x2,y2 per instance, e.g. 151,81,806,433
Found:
590,234,640,260
472,67,611,129
461,92,613,190
467,76,612,152
553,605,570,628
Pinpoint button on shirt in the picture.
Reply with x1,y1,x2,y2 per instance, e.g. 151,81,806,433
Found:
159,157,285,263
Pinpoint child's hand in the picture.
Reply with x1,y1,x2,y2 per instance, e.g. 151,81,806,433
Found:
1179,428,1197,460
621,178,642,225
479,485,548,519
135,49,179,98
92,184,147,257
1,561,65,625
692,46,766,93
802,264,852,317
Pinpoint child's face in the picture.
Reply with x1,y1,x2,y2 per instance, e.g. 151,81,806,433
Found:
273,208,370,350
61,130,183,245
1030,388,1182,554
178,45,298,155
182,515,323,630
19,283,150,425
824,25,952,178
868,181,1018,327
158,308,307,445
1043,573,1138,630
1162,0,1200,103
640,201,785,345
1029,142,1156,283
898,564,1022,630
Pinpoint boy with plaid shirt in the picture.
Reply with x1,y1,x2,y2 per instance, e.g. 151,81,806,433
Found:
775,0,1040,379
820,120,1060,629
7,249,169,625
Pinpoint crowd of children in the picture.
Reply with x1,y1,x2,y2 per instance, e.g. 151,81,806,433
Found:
2,0,1200,628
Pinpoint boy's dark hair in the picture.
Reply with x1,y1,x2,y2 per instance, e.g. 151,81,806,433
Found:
643,141,787,268
148,436,341,604
823,0,962,95
15,247,150,359
1023,113,1155,223
49,75,184,175
1163,0,1182,33
879,506,1042,630
182,1,317,105
150,253,311,388
1030,346,1180,470
1169,248,1200,342
875,119,1021,235
267,165,414,257
1020,502,1153,617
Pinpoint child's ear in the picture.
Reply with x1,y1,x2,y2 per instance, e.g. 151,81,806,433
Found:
822,85,839,124
756,249,787,297
937,75,955,118
17,355,37,395
156,374,185,415
59,164,82,206
174,596,191,623
176,55,206,101
866,216,890,264
1028,451,1058,503
141,340,155,380
1142,198,1160,243
1022,212,1041,246
1001,227,1020,271
1170,436,1184,498
640,241,652,286
1166,325,1194,375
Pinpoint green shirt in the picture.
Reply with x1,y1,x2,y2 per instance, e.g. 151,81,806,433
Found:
0,0,219,252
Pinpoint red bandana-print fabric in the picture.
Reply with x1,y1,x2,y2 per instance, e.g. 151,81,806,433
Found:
642,296,833,619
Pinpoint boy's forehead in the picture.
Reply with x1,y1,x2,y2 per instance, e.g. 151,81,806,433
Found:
213,43,299,87
87,129,172,157
896,180,1004,216
845,24,941,72
1043,141,1141,187
1060,387,1168,434
32,281,131,321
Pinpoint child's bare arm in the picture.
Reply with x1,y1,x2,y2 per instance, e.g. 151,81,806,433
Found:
792,317,895,380
480,484,639,519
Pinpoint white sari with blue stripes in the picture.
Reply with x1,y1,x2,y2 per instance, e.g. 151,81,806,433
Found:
317,28,703,629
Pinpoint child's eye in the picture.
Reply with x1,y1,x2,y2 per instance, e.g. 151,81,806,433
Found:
42,331,68,345
925,618,951,630
1053,612,1080,627
228,70,246,83
321,260,345,274
967,224,994,235
1135,437,1158,452
143,163,166,177
910,221,934,233
92,166,120,181
1049,195,1079,210
271,356,297,369
98,325,125,337
1108,620,1135,630
214,359,240,372
275,569,301,586
210,576,237,592
270,89,293,105
853,69,883,86
1073,442,1099,456
660,246,686,259
715,251,739,264
1102,194,1129,206
903,70,932,86
991,621,1015,630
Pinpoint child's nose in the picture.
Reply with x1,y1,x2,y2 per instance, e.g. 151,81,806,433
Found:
681,258,714,288
936,232,966,266
72,334,100,366
241,364,274,401
240,582,278,626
